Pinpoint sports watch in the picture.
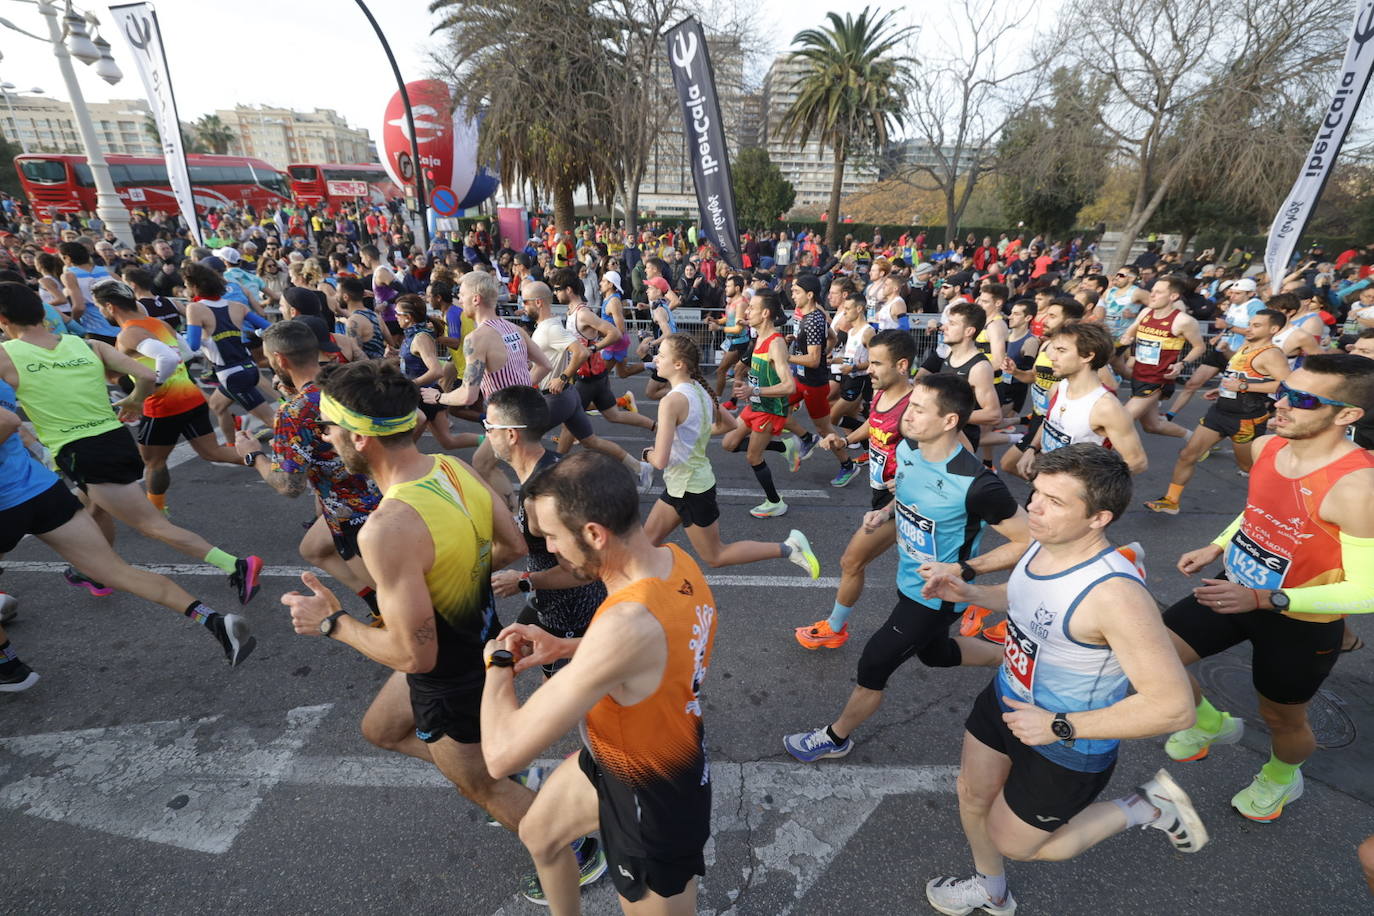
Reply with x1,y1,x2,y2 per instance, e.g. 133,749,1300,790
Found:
958,560,977,582
319,610,347,638
243,451,263,467
1051,712,1075,746
1269,591,1290,612
486,649,515,670
517,572,533,594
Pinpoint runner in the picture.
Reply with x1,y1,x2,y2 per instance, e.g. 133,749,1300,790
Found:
338,276,392,359
917,302,1001,451
1117,276,1204,440
721,289,801,518
636,276,679,402
999,298,1079,477
478,450,717,915
1268,292,1325,369
395,294,477,452
1166,277,1263,419
644,331,820,576
57,240,120,342
783,374,1030,762
597,269,644,380
182,262,278,442
92,278,240,516
710,273,751,398
827,292,874,486
243,320,382,619
795,329,915,649
1000,298,1041,420
1146,309,1290,514
0,281,264,606
787,273,848,478
0,379,254,690
1160,354,1374,822
1101,265,1148,371
922,445,1206,916
279,359,545,851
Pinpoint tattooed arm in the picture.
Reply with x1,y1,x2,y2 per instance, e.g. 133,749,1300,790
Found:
441,331,486,407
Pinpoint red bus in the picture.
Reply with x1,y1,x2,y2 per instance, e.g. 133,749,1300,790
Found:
287,162,400,209
14,152,291,217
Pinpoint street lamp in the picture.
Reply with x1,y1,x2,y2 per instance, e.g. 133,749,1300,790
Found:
0,0,133,247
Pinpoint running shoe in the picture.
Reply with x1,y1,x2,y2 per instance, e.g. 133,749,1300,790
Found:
637,460,655,492
1143,497,1180,515
794,619,849,650
229,555,264,605
782,435,801,472
209,613,257,667
830,463,860,488
519,835,608,905
784,529,820,579
797,433,819,461
1137,768,1209,852
750,499,788,518
0,658,39,693
925,875,1017,916
0,592,17,624
1164,712,1244,762
63,566,113,597
1196,444,1217,463
618,392,638,414
853,450,869,463
1231,768,1303,822
487,765,546,826
979,620,1008,645
960,604,993,638
783,726,853,762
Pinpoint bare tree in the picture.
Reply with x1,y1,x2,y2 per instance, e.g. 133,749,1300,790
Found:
892,0,1044,245
1057,0,1348,272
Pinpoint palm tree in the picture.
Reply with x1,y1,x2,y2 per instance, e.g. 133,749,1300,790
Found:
194,114,235,156
781,7,914,248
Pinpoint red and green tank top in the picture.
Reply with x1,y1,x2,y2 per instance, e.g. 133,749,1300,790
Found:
747,332,788,416
868,388,911,489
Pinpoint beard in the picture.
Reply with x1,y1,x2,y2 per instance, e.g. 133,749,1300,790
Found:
335,435,371,476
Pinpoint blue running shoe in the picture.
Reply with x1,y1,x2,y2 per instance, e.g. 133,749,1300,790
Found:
784,726,853,762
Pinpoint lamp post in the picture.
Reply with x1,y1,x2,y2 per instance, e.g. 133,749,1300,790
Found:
0,79,44,153
0,0,132,246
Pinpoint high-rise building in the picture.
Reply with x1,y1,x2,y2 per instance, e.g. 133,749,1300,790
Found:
760,55,879,213
216,105,376,169
0,94,160,157
882,138,983,179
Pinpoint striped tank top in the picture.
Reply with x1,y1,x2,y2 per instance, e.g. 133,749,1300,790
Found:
479,317,533,400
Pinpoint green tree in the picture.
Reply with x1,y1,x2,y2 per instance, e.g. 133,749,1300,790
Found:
0,135,25,199
732,148,795,228
780,7,913,248
193,114,235,156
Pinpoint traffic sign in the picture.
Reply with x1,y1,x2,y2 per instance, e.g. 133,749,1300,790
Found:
429,184,459,217
326,180,369,198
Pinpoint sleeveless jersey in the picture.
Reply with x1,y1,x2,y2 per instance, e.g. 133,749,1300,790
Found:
123,316,205,418
1005,331,1034,368
479,317,533,400
1042,380,1111,453
1028,346,1055,415
1271,326,1303,370
664,381,715,498
838,323,870,377
1214,343,1276,417
997,543,1141,772
353,307,387,359
68,265,120,337
199,301,255,370
385,455,498,685
1223,437,1374,622
581,543,716,858
140,294,182,330
892,440,1019,604
975,319,1007,383
722,297,751,346
599,295,631,357
747,332,788,416
400,323,435,384
0,378,59,511
867,388,910,490
1132,308,1187,384
1103,284,1140,338
1,334,121,453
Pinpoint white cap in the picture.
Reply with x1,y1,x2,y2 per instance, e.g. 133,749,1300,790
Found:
604,270,623,294
1231,277,1257,292
218,246,241,265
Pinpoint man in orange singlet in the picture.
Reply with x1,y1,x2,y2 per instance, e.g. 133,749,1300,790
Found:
1161,354,1374,822
480,451,717,915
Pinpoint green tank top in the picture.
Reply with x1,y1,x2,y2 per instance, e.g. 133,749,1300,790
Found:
747,332,788,416
2,334,121,453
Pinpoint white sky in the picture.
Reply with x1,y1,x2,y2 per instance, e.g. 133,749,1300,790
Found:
0,0,882,144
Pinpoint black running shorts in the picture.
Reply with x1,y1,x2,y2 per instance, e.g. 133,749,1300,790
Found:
1162,586,1343,705
136,402,214,447
543,385,593,440
965,681,1116,831
575,370,618,413
0,479,82,553
56,426,145,490
1130,379,1176,400
657,486,721,529
407,675,483,745
1198,407,1268,444
215,364,267,412
856,590,963,690
1199,348,1229,371
330,515,367,562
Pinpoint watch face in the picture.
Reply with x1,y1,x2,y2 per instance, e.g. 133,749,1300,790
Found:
1051,717,1072,738
319,617,333,636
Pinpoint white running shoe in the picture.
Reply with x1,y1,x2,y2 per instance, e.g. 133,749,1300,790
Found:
750,499,788,518
784,529,820,579
637,460,654,492
925,875,1017,915
0,592,17,624
1137,768,1209,852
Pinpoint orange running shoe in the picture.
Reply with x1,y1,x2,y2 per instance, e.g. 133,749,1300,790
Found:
980,620,1008,645
959,604,992,637
795,619,850,650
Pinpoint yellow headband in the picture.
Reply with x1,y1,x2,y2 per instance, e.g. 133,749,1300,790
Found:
319,391,417,437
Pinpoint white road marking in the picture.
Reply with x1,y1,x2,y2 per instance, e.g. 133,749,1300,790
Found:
0,706,955,912
1,562,840,588
165,442,198,469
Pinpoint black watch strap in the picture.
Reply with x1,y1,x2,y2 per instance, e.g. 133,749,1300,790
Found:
321,609,346,638
958,560,977,582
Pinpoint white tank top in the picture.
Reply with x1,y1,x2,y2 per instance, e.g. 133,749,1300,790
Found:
1271,326,1302,369
838,324,870,376
1041,380,1111,452
997,542,1140,772
875,297,903,330
663,381,715,497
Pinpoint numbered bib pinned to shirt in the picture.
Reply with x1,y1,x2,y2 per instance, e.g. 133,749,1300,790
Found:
895,501,937,563
1224,529,1291,591
1135,339,1162,365
1001,616,1038,704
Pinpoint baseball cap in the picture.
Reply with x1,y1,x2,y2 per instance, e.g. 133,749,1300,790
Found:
603,270,623,294
1231,278,1257,293
218,246,241,265
199,256,227,273
793,274,822,298
646,276,670,293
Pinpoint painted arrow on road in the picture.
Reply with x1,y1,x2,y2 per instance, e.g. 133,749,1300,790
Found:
0,706,956,910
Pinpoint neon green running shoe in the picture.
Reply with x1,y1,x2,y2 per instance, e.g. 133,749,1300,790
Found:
1165,713,1244,762
1232,769,1303,822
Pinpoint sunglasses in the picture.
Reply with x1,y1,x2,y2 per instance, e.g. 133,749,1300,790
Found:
482,419,526,431
1275,382,1356,410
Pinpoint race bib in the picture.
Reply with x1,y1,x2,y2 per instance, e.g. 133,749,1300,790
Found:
1224,529,1291,591
1218,373,1238,399
1001,617,1038,703
869,447,888,488
895,502,936,563
1030,384,1050,414
1135,339,1161,365
1041,418,1071,453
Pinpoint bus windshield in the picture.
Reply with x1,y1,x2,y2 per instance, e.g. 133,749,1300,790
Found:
20,159,69,184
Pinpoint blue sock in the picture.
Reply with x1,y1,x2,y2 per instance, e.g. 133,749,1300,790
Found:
978,872,1007,903
827,602,853,631
0,641,17,662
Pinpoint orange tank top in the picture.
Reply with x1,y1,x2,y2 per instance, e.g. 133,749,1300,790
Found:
123,316,205,418
583,543,717,788
1225,437,1374,622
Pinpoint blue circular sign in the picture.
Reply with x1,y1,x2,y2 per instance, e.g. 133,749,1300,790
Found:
430,185,459,217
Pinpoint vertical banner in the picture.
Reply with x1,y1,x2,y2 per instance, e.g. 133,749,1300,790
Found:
665,17,742,268
108,3,202,245
1264,0,1374,291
